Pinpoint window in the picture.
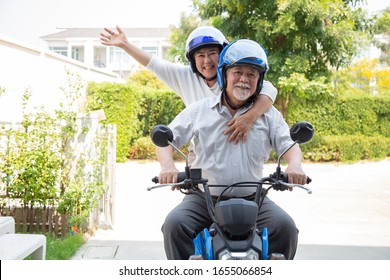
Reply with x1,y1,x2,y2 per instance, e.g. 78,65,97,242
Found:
109,47,130,64
71,46,84,62
94,46,106,68
49,46,68,57
72,47,79,60
142,46,158,56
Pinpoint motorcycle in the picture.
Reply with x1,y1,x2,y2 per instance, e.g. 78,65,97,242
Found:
148,121,314,260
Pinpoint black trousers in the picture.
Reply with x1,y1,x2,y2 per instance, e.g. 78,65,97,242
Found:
161,190,298,260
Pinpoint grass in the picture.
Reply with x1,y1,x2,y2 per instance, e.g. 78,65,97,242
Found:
23,232,85,260
45,233,85,260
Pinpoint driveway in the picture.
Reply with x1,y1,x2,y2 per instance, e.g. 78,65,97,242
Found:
72,159,390,260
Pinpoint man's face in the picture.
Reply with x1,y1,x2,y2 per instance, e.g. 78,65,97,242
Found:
193,47,220,80
226,65,259,105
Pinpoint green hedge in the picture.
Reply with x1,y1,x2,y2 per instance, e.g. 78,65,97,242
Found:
287,95,390,137
87,81,389,163
301,134,390,162
128,136,190,161
128,137,156,160
86,82,184,162
138,89,185,137
87,82,143,162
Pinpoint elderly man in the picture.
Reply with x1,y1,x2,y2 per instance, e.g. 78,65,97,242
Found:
156,39,307,260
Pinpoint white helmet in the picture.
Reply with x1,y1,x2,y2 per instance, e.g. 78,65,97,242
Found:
185,26,228,75
217,39,269,96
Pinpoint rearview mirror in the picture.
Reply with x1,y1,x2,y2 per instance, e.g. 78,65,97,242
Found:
290,121,314,144
150,125,173,147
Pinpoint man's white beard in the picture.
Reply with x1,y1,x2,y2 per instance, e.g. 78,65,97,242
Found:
233,83,253,101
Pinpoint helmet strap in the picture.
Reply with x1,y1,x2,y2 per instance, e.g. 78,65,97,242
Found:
197,72,217,82
205,74,217,81
223,91,239,110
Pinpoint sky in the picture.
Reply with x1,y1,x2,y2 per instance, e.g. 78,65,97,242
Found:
0,0,194,47
0,0,388,48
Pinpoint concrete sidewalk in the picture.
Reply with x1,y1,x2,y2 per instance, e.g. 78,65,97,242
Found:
71,159,390,260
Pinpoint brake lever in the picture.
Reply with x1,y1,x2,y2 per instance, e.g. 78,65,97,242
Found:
147,182,186,191
279,182,312,194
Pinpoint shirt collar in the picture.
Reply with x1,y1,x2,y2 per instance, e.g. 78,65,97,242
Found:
209,93,222,109
210,92,254,115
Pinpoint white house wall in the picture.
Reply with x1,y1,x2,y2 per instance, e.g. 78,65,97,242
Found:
0,34,122,123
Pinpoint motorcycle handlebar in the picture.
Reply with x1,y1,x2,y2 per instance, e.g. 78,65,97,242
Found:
148,172,312,193
152,172,312,184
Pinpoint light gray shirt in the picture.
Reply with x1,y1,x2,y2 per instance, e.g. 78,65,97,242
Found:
168,93,294,197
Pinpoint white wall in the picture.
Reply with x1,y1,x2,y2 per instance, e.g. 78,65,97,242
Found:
0,35,123,122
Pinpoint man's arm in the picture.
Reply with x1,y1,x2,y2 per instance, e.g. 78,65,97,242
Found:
100,25,152,66
282,145,307,185
156,146,180,189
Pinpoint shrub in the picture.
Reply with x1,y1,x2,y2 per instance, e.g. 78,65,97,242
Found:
287,94,390,138
129,136,191,161
86,80,390,163
87,81,142,162
128,137,156,160
1,72,110,234
87,81,185,161
138,89,185,137
302,134,390,162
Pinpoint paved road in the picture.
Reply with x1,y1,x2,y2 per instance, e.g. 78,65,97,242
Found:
72,159,390,260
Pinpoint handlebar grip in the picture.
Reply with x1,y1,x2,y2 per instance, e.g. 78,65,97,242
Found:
272,172,312,184
151,172,187,184
288,174,312,184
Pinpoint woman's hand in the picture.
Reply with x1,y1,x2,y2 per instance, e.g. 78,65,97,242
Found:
224,114,253,144
100,26,128,48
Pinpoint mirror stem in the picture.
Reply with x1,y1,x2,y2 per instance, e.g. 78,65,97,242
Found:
168,141,189,167
276,140,298,179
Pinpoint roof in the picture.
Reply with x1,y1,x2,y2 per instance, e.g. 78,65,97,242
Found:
41,28,171,40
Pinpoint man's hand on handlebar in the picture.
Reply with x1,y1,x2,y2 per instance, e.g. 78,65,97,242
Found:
284,165,307,189
159,165,180,190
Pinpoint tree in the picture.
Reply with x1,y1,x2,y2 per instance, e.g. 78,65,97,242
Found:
166,13,207,64
190,0,373,117
373,7,390,66
194,0,372,78
332,58,383,95
130,67,168,90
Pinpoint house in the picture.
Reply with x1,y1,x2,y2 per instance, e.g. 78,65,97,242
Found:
40,28,172,79
0,34,121,122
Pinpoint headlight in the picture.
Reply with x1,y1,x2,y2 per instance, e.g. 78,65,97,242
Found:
218,249,259,260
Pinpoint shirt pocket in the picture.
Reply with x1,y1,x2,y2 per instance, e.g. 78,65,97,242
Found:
246,125,271,163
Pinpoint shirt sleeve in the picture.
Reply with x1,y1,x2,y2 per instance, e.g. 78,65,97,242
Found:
259,80,278,103
268,109,294,156
146,55,187,97
167,104,196,148
146,55,210,106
